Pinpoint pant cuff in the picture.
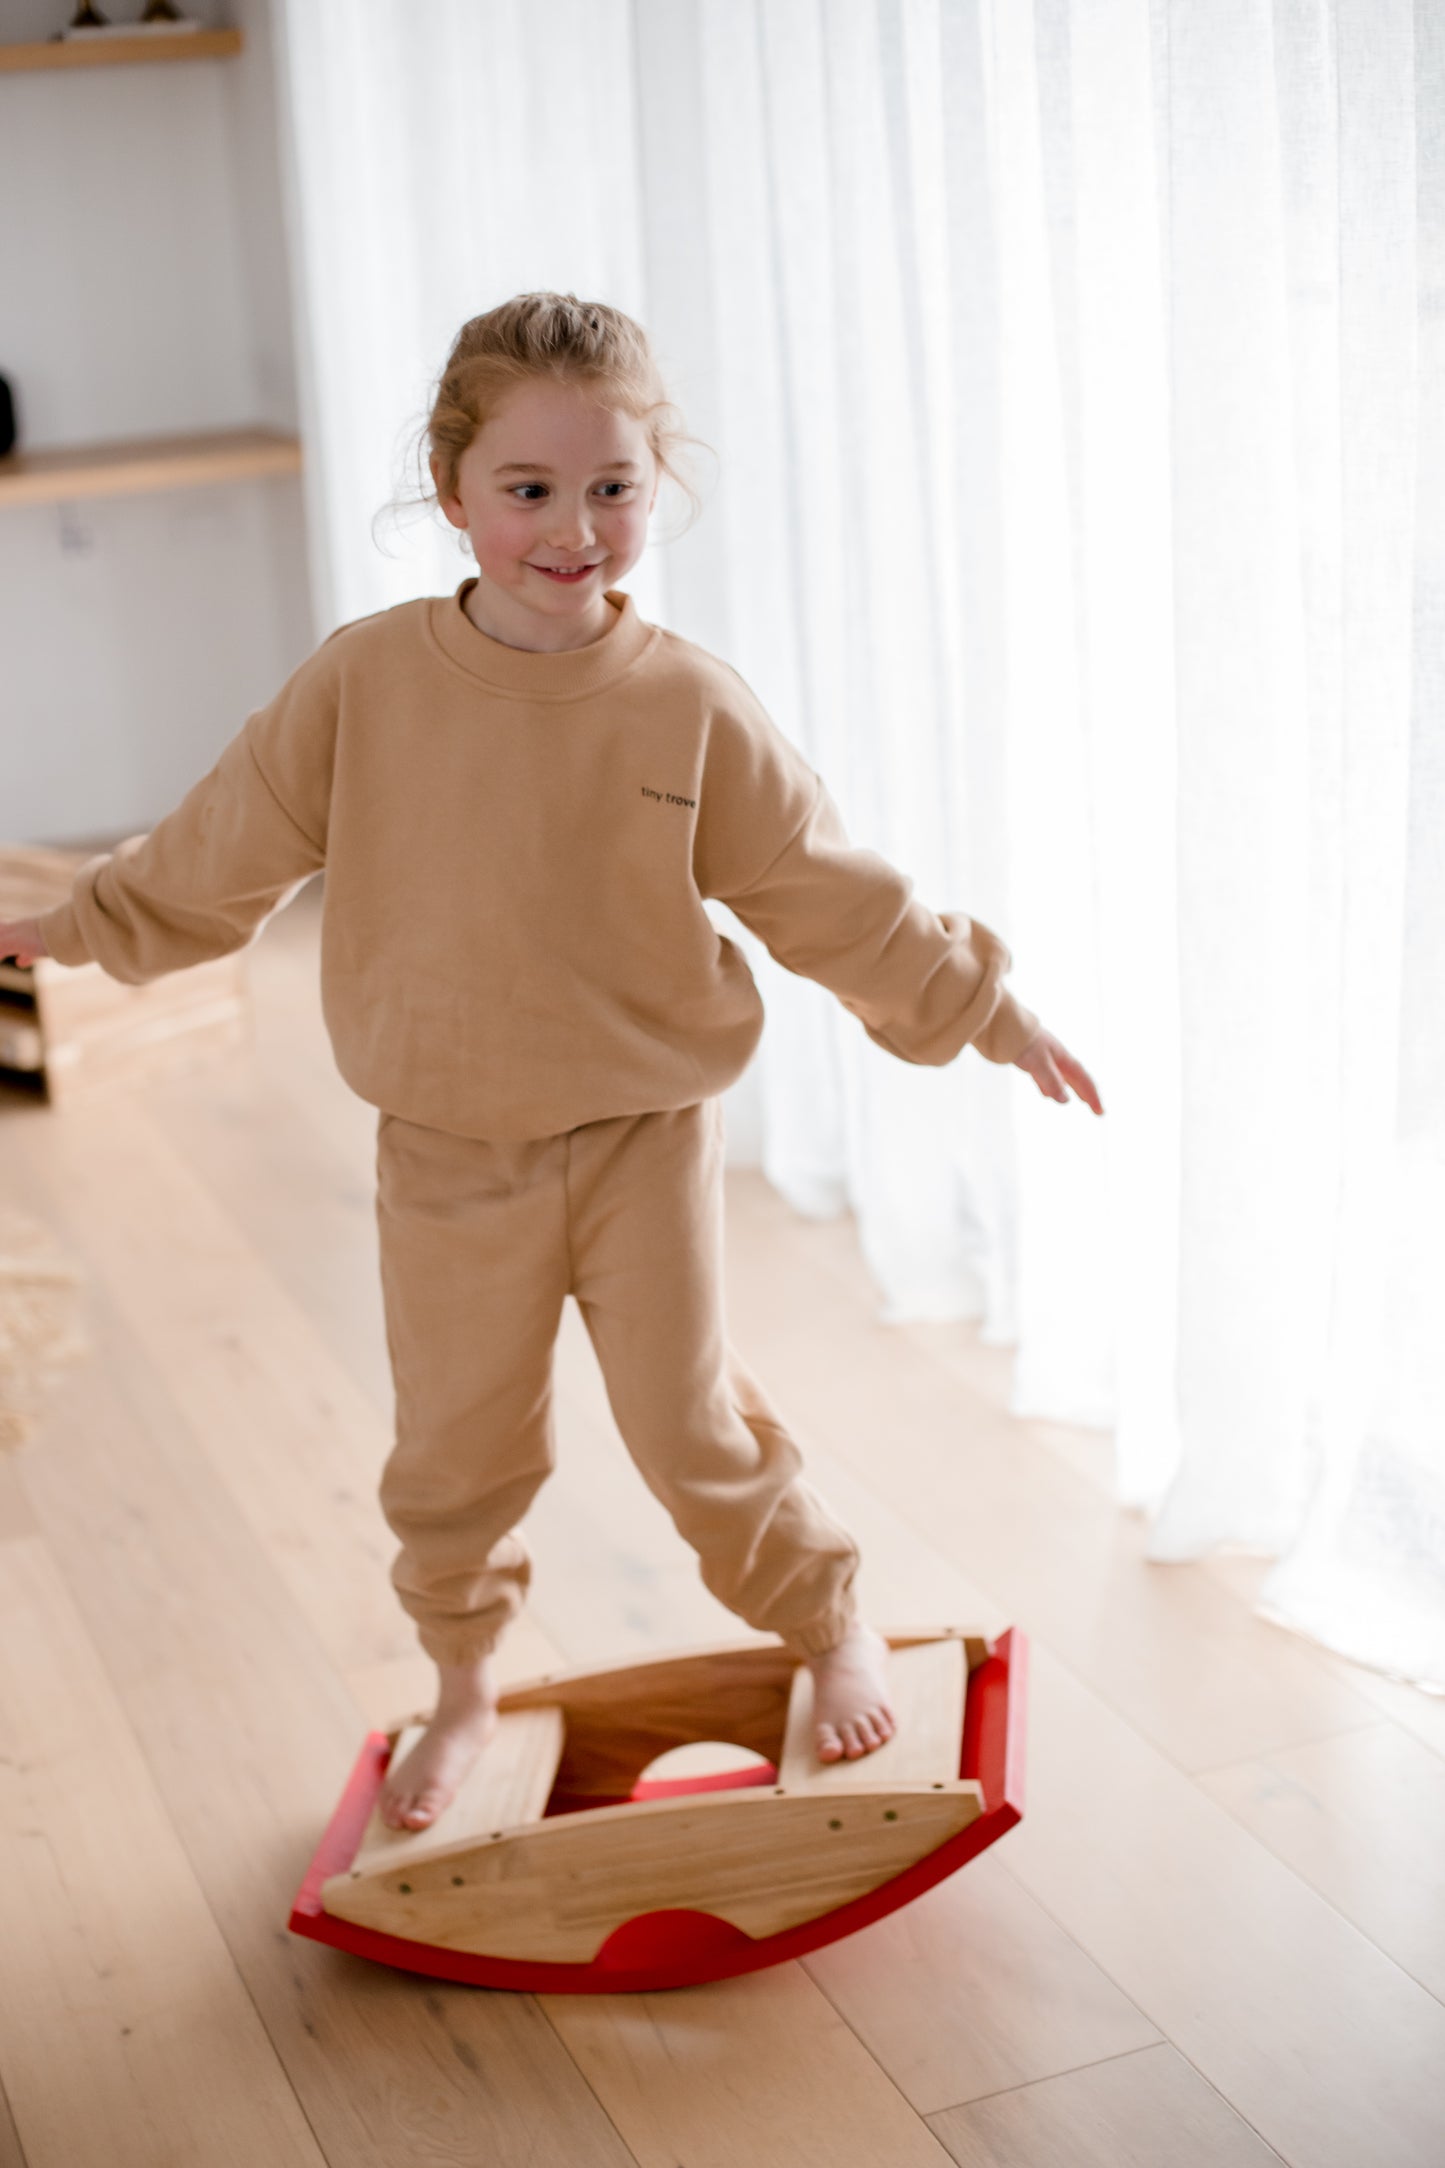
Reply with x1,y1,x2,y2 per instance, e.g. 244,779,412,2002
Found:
416,1626,503,1668
776,1596,862,1660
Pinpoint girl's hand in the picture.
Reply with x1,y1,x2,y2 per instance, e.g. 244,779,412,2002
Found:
1014,1025,1104,1115
0,918,48,968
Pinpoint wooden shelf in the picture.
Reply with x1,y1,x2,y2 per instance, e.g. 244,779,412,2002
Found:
0,28,242,73
0,426,302,508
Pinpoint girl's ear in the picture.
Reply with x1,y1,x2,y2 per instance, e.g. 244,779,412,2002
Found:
431,453,464,529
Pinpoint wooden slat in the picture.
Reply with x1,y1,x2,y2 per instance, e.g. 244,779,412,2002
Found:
349,1704,566,1875
548,1964,960,2168
0,1012,42,1072
927,2040,1285,2167
808,1854,1163,2117
325,1782,982,1962
0,427,301,508
1196,1721,1445,2005
0,28,243,72
777,1633,966,1790
496,1636,793,1799
490,1628,984,1801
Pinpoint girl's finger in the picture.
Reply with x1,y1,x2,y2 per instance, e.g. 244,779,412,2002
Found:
1068,1068,1104,1115
1050,1053,1104,1114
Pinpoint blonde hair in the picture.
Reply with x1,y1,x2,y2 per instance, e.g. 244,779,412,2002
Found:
377,291,714,556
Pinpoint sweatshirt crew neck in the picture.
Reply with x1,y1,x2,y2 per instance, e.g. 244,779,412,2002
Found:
424,576,658,699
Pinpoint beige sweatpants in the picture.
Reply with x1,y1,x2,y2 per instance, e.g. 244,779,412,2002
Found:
373,1095,861,1668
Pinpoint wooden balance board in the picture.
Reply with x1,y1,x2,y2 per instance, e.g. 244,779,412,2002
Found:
288,1623,1028,1993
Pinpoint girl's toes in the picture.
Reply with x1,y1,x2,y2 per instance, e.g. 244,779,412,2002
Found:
840,1721,865,1759
400,1789,442,1828
816,1723,844,1763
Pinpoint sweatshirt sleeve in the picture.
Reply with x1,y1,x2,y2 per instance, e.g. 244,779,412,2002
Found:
695,671,1041,1069
35,641,339,986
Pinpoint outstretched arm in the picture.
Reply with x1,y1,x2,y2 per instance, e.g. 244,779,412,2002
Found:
696,674,1103,1108
17,644,337,986
709,767,1040,1069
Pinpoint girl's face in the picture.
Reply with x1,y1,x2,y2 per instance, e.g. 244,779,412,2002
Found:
433,379,659,651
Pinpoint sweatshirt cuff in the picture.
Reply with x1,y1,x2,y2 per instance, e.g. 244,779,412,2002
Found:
34,898,93,970
935,910,1040,1067
974,987,1042,1067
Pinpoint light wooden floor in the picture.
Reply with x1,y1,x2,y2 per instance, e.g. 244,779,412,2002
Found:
2,878,1443,2168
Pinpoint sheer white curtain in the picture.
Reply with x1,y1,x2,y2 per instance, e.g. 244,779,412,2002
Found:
271,0,1445,1692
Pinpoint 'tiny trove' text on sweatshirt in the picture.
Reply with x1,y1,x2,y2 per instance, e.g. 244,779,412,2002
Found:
36,581,1042,1141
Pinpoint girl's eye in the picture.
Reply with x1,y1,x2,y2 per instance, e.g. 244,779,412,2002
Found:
510,482,633,502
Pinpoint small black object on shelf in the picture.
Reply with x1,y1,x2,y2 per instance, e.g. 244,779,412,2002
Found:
0,376,15,462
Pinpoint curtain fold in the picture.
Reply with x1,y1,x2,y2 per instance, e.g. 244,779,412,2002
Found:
272,0,1445,1691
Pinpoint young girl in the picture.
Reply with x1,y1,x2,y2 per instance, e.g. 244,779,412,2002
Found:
2,293,1101,1835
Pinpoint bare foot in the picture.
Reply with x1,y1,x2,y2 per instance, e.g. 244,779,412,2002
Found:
378,1654,499,1831
809,1622,897,1762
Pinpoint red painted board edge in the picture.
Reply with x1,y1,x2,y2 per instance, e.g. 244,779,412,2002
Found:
288,1626,1028,1993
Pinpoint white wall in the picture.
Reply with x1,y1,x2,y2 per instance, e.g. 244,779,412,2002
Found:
0,0,314,847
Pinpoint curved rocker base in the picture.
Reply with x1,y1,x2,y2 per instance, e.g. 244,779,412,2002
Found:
287,1625,1027,1994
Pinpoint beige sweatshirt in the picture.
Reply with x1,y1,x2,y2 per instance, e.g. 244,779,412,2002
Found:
36,579,1041,1140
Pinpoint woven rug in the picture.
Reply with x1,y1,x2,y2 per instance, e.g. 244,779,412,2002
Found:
0,1204,90,1449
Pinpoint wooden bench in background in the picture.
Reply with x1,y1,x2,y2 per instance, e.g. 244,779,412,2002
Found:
0,844,251,1106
